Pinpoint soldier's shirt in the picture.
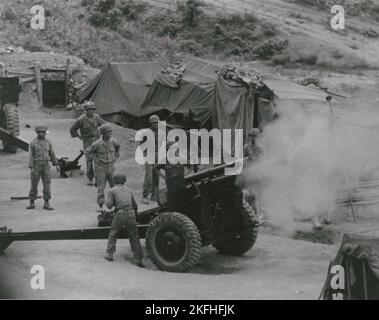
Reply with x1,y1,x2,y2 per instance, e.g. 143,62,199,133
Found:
70,113,105,139
155,163,185,192
105,185,138,213
28,138,58,168
85,138,120,164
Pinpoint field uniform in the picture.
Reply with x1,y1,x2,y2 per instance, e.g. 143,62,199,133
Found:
70,103,105,183
27,125,58,210
105,182,143,264
85,129,120,206
142,115,165,203
155,162,186,212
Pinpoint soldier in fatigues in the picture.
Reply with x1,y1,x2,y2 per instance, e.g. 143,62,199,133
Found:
104,173,144,267
241,128,262,217
70,101,105,186
154,141,187,212
142,114,164,204
85,124,120,209
27,124,59,210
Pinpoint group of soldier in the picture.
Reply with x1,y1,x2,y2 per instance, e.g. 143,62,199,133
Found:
26,101,146,266
25,100,264,267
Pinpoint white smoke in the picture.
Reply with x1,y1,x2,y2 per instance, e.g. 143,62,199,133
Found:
248,99,379,229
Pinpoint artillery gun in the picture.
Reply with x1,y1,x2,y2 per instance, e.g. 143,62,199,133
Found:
0,75,28,152
0,160,259,272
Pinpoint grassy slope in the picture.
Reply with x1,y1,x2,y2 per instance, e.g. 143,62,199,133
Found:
0,0,378,71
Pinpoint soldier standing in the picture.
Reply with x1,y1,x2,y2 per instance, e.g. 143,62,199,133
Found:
241,128,263,217
142,114,163,204
244,128,262,161
104,173,144,267
70,101,105,186
85,124,120,210
154,141,188,212
27,124,59,210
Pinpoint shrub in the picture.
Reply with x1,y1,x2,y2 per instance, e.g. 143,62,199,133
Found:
118,0,146,20
177,39,201,55
2,7,17,21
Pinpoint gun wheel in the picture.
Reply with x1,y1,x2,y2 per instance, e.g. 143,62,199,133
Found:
146,212,201,272
213,200,259,256
1,103,19,153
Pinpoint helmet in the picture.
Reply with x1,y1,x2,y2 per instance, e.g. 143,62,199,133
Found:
35,124,47,132
114,173,126,184
149,114,160,124
248,128,260,137
84,101,96,110
100,124,112,135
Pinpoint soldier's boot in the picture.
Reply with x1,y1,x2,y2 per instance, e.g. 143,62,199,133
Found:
105,252,114,261
142,197,149,205
133,257,145,268
26,200,35,210
43,200,54,211
87,178,94,186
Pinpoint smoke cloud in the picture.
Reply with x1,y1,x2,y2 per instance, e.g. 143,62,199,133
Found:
248,99,379,229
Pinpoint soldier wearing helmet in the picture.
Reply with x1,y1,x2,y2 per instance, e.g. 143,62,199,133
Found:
27,124,59,210
154,141,190,212
103,173,144,267
70,100,105,186
85,123,120,209
141,114,164,204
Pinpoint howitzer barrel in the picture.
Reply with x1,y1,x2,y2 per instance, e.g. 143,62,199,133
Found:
184,157,246,183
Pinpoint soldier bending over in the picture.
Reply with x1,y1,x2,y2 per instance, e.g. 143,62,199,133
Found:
104,173,144,267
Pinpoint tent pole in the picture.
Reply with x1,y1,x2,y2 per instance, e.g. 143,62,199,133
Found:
362,260,368,300
346,258,352,300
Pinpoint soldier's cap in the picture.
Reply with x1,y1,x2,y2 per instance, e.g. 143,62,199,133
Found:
149,114,160,124
100,124,112,135
114,173,126,184
35,124,47,132
248,128,261,137
84,101,96,110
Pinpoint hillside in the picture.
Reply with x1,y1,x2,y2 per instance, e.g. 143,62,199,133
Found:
0,0,378,72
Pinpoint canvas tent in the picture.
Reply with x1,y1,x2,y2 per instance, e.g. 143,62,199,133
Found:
140,57,219,129
79,57,332,133
79,61,162,127
321,233,379,300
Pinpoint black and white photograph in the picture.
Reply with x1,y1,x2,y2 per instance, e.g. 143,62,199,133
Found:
1,0,379,302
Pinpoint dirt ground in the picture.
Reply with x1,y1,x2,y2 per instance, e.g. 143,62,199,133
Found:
0,104,345,300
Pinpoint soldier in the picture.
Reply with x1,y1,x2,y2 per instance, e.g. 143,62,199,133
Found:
104,173,144,267
244,128,262,161
85,124,120,210
70,101,105,186
142,114,163,204
241,128,263,217
154,141,187,212
27,124,59,210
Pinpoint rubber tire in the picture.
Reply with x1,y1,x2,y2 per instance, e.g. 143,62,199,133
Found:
213,201,259,256
1,103,20,153
146,212,201,272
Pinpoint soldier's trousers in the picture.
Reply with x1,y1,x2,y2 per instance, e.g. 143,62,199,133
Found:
142,163,159,198
83,137,98,181
95,162,115,206
106,209,143,261
29,162,51,200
